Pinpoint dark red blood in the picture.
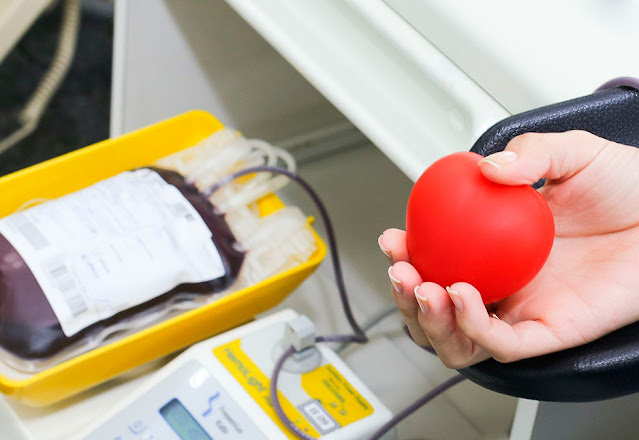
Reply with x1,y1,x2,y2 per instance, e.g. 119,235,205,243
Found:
0,168,244,360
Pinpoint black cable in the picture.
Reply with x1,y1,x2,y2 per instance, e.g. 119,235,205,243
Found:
271,338,465,440
206,165,367,341
208,166,466,439
270,335,364,440
368,374,466,440
335,304,399,353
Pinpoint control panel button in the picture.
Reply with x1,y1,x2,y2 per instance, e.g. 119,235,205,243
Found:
128,419,146,434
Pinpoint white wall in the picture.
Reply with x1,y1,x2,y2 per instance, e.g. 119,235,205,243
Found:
110,0,345,140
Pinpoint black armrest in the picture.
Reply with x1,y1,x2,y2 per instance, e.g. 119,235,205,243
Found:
459,82,639,402
471,85,639,157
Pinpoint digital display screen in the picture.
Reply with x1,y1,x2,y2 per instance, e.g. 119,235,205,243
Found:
159,398,212,440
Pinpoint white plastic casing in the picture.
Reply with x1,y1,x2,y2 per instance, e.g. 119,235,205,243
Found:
74,309,393,440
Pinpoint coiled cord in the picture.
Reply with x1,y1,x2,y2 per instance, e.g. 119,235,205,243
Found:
0,0,81,155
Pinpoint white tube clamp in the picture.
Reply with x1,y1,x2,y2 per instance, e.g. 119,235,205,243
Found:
285,315,316,352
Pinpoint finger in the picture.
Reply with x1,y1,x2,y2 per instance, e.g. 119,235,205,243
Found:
478,131,610,186
389,262,430,346
449,282,565,363
379,228,410,264
415,282,490,368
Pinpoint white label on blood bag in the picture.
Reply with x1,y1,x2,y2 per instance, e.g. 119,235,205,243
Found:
0,169,226,336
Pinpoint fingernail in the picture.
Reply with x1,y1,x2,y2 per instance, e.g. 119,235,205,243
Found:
388,267,403,294
446,286,464,313
378,235,393,263
479,150,518,169
414,286,430,314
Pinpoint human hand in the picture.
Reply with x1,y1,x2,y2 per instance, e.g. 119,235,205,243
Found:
379,131,639,368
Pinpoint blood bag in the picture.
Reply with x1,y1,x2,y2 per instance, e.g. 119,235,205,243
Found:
0,128,317,372
0,168,244,361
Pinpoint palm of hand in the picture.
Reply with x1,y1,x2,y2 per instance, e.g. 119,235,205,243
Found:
497,228,639,351
483,143,639,358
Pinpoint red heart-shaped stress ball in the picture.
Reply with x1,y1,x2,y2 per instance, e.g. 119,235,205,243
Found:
405,151,555,304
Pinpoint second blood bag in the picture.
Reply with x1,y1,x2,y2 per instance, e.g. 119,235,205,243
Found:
0,167,245,362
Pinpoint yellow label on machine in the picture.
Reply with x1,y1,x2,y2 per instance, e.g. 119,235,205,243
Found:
214,340,320,439
301,364,374,427
214,339,374,438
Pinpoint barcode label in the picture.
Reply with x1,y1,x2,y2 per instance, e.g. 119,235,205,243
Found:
49,265,88,317
299,401,339,434
170,202,195,222
12,217,49,250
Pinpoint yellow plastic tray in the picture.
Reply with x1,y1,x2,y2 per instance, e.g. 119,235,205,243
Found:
0,111,326,406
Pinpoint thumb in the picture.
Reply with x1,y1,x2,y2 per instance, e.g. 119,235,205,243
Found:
478,130,610,186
